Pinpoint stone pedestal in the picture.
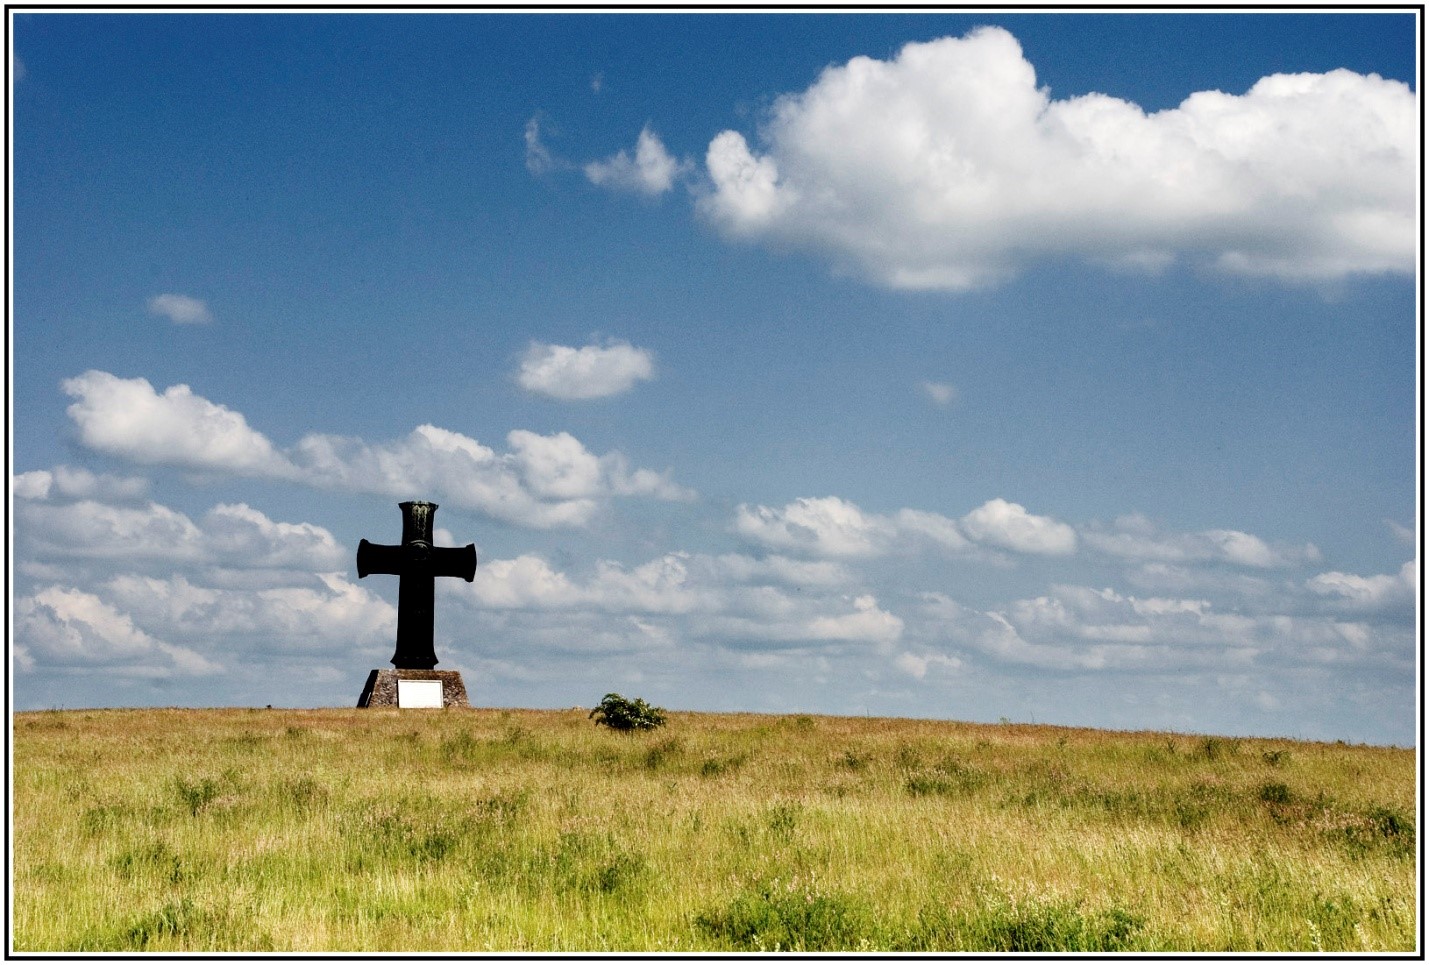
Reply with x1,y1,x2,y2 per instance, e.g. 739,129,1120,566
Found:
357,669,470,708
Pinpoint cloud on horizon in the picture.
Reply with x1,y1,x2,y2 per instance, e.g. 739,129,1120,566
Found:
10,464,1413,732
695,27,1417,290
920,582,1412,674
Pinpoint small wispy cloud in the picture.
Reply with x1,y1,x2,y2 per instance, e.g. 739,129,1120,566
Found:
585,126,689,197
524,116,566,176
920,381,957,407
147,293,211,325
1386,518,1415,545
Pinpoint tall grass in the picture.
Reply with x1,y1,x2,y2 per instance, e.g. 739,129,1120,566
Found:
11,707,1417,952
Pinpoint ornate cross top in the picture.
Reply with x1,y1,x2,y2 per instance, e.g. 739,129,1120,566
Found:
357,500,477,670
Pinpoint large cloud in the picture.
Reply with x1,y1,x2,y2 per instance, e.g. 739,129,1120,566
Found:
14,482,347,571
10,479,399,677
698,27,1417,290
102,572,396,654
14,586,221,677
63,371,292,476
61,371,691,528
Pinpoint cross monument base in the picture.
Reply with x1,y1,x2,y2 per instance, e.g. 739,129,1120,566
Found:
358,669,470,709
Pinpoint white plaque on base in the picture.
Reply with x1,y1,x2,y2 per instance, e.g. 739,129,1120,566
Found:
397,679,444,708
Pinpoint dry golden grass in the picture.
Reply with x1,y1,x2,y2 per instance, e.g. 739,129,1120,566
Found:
11,706,1418,952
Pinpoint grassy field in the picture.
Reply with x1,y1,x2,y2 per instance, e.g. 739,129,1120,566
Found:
10,706,1418,952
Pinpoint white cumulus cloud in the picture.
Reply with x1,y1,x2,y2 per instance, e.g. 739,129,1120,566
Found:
961,498,1077,556
12,466,148,502
14,486,348,572
15,586,220,677
698,27,1417,290
1306,560,1417,608
733,495,1327,572
805,594,904,644
101,573,396,653
894,650,962,679
63,370,293,477
734,496,898,557
61,371,690,529
1082,513,1321,568
921,581,1409,674
517,340,656,400
199,503,348,570
736,495,1075,558
457,549,900,652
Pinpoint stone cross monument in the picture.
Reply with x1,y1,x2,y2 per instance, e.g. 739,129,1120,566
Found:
356,500,477,708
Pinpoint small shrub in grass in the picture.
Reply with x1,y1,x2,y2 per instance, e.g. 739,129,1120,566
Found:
1195,736,1240,761
695,878,874,950
81,802,131,835
172,777,220,816
439,729,482,762
643,738,683,770
700,753,748,777
1258,781,1293,806
108,898,274,952
838,749,868,771
1333,804,1416,859
766,801,801,839
594,850,648,895
931,888,1146,952
589,693,667,732
906,757,988,797
112,839,182,884
121,899,200,948
906,774,958,797
281,776,326,810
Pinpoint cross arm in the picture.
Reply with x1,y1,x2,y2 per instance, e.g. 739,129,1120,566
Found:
356,539,405,578
431,543,478,582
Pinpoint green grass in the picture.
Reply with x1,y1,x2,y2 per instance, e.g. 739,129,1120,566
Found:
11,706,1418,952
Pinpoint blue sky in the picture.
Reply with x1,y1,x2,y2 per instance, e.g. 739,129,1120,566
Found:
10,11,1419,745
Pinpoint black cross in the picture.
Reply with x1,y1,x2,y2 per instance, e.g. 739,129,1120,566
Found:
357,500,477,670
